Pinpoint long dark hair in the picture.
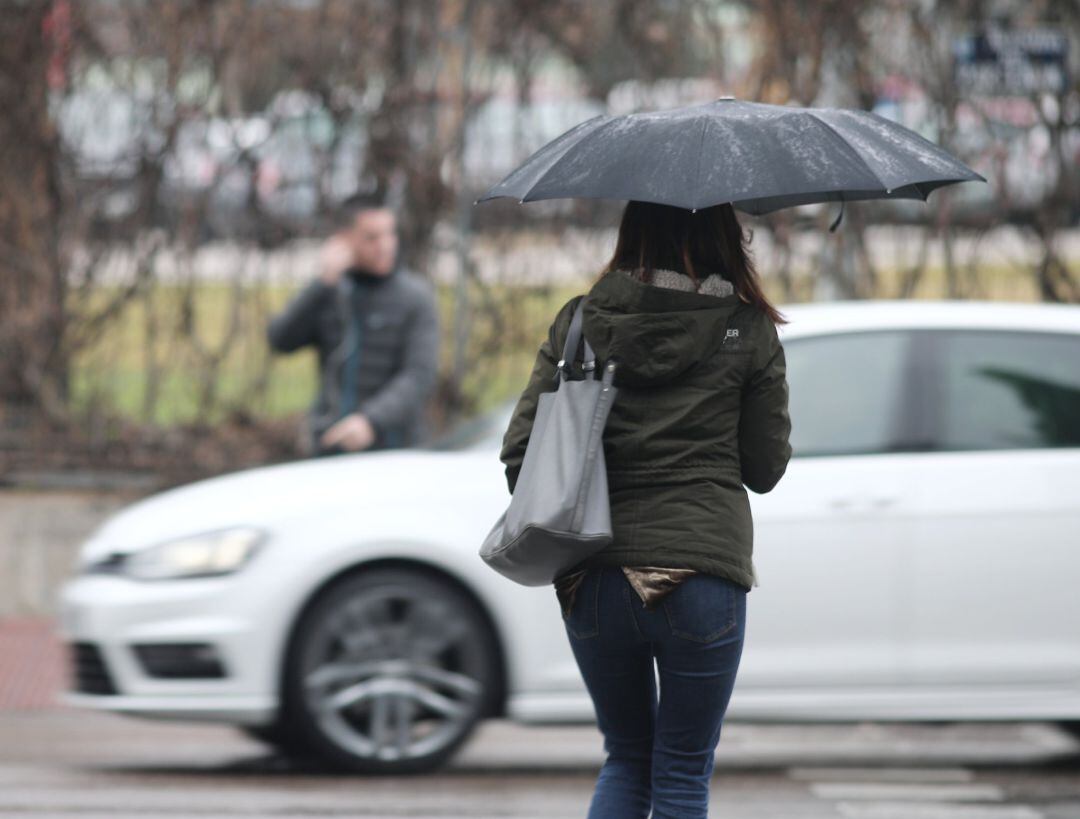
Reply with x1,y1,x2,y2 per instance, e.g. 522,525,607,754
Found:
598,200,786,325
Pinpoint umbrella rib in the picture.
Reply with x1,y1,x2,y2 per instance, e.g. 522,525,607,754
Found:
804,113,890,193
518,116,628,203
690,116,710,211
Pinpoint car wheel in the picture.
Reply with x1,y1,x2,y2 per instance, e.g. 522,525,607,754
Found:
1058,721,1080,743
239,723,286,746
237,722,315,758
282,567,499,774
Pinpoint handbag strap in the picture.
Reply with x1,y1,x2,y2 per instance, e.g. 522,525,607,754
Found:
556,296,598,382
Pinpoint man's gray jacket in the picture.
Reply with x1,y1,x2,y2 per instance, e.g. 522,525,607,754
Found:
267,262,441,454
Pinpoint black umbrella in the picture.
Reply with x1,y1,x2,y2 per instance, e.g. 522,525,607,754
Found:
474,96,985,230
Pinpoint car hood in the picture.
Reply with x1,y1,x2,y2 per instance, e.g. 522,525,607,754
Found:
81,449,498,560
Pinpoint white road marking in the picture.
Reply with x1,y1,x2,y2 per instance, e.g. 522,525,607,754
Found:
811,783,1005,802
794,767,1046,819
788,766,976,783
835,803,1043,819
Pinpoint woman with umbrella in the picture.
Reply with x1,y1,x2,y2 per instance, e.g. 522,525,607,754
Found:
478,97,983,818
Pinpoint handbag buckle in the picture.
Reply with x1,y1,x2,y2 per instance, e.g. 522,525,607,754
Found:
553,359,567,384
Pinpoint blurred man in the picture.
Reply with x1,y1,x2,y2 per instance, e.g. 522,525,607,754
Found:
267,192,441,457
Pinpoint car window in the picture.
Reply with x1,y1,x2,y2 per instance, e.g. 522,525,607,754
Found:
784,331,913,457
935,330,1080,450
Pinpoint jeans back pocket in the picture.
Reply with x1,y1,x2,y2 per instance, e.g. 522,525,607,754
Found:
562,567,601,639
661,573,739,642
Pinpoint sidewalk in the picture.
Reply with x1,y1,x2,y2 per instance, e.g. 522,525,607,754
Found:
0,617,67,710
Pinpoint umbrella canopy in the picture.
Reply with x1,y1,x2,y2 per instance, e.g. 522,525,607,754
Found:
474,97,985,226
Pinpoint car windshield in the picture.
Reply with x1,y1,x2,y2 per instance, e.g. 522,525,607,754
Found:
420,399,516,452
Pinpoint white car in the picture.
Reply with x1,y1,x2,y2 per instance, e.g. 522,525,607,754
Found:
58,299,1080,773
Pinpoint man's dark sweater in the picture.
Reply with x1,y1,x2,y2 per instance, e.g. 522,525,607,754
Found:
267,259,441,456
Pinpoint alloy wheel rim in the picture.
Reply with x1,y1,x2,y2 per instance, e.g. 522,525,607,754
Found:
300,583,485,761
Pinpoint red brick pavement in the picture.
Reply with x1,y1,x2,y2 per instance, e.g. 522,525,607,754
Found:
0,617,69,710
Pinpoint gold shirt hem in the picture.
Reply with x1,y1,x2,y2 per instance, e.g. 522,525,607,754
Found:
554,566,698,618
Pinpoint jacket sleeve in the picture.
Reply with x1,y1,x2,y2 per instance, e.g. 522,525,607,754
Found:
356,282,441,440
499,295,581,495
738,317,792,494
267,278,331,353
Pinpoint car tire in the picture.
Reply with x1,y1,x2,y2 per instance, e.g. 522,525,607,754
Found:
1058,721,1080,743
239,723,286,746
237,722,315,758
280,567,499,774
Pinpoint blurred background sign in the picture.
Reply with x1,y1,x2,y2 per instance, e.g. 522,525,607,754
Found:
954,25,1069,96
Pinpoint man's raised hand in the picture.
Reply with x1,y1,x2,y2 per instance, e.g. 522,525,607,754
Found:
319,233,355,287
320,413,377,452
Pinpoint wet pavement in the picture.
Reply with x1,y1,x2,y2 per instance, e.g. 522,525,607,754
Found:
1,708,1078,818
3,615,1080,817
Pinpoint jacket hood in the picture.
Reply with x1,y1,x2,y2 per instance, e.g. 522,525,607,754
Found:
581,268,742,387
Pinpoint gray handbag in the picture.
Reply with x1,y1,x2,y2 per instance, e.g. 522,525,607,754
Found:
479,296,618,586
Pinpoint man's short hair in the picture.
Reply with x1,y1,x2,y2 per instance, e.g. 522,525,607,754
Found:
338,191,391,229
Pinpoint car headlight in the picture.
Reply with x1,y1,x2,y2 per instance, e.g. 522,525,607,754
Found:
88,526,266,581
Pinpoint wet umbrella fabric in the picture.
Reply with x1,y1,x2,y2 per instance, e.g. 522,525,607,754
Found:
474,97,985,228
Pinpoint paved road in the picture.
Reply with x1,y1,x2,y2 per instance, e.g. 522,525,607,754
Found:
1,708,1078,818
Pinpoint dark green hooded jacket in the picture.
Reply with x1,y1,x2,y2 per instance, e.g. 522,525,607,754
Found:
499,267,792,592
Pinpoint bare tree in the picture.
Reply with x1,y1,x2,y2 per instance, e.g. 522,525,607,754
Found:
0,1,68,423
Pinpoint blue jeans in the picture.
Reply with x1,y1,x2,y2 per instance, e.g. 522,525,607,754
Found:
562,566,747,819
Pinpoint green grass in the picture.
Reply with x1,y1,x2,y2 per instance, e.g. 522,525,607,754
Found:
67,263,1044,428
68,279,581,427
